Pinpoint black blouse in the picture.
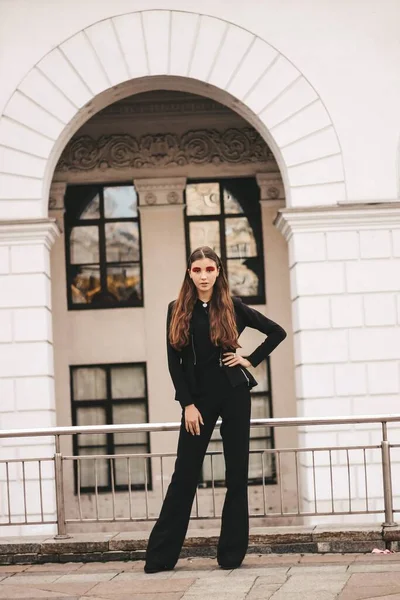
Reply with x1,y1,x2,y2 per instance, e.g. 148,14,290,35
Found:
191,298,220,367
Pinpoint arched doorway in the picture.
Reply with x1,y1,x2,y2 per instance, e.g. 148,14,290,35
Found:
50,87,296,529
0,9,343,534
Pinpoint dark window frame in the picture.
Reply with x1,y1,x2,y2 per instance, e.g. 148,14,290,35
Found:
184,177,266,305
200,357,276,487
64,182,144,311
70,362,152,495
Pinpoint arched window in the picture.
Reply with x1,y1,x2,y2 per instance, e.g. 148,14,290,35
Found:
184,177,266,304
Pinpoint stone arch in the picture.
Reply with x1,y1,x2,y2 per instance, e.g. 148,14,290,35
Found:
0,9,346,219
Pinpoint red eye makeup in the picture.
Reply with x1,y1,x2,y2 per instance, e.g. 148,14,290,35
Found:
191,266,216,273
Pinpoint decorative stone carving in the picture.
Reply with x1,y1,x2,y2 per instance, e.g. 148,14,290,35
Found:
144,192,157,205
134,177,186,208
167,191,179,204
49,182,67,210
267,186,280,199
256,173,285,208
56,128,273,172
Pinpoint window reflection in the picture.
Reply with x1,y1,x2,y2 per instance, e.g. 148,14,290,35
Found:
185,178,265,303
189,221,221,254
186,182,220,215
65,184,143,309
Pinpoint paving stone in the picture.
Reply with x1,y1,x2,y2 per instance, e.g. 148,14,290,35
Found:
346,572,400,587
112,571,176,580
76,561,130,572
339,585,400,600
300,553,356,564
242,554,301,566
228,568,289,581
269,592,338,600
184,575,255,593
0,537,48,555
279,573,349,594
288,565,348,574
86,577,195,595
29,581,96,595
353,553,400,562
54,572,118,583
83,595,184,600
0,574,62,584
25,563,83,573
0,565,28,572
246,582,281,599
348,562,400,572
0,585,72,598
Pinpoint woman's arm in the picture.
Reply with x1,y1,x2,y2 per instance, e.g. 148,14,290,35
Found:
234,296,287,367
166,301,195,408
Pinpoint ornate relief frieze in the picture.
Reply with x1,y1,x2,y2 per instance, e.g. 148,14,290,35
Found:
56,128,274,173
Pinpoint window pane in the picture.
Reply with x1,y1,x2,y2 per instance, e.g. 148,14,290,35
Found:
249,438,274,479
70,226,99,264
202,440,225,482
80,194,100,220
105,222,139,262
189,221,220,254
70,266,101,304
73,368,107,400
106,264,142,302
225,217,257,258
113,403,147,445
111,365,145,399
227,258,259,296
186,183,220,215
77,449,108,488
104,186,137,218
250,394,272,440
76,406,107,446
223,188,243,214
251,361,269,393
114,445,148,486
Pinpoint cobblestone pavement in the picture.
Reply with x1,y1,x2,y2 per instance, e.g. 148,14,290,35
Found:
0,553,400,599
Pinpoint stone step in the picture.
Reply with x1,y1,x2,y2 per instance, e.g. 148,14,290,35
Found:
0,523,399,565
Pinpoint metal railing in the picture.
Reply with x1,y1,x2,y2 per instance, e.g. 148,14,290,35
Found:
0,414,399,537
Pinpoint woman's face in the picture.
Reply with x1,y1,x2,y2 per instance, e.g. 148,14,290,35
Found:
188,258,220,294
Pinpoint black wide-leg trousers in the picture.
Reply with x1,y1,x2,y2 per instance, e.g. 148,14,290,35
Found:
145,364,251,569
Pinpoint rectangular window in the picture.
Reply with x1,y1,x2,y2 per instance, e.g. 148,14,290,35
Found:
70,363,151,493
201,358,276,486
65,184,143,309
185,178,266,304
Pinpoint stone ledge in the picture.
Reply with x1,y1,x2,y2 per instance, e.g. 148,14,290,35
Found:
0,524,397,564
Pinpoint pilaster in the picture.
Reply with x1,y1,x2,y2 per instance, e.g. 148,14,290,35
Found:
0,218,60,535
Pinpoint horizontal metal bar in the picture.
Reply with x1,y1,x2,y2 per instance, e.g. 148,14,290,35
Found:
1,414,400,439
62,444,381,462
64,508,383,524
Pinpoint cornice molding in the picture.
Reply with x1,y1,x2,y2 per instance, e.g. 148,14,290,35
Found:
0,219,60,248
56,128,273,173
275,203,400,240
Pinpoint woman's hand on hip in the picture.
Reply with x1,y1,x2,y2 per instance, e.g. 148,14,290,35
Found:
222,353,252,368
184,404,204,436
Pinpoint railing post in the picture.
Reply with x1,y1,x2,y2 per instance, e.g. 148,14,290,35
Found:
381,422,397,527
54,434,70,539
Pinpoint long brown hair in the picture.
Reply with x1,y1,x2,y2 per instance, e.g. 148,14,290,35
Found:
169,246,241,351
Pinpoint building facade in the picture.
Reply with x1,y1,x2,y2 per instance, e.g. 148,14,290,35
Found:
0,0,400,534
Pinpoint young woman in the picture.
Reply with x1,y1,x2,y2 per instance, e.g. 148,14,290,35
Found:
144,246,286,573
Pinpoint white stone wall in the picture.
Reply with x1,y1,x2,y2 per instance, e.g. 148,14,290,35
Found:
0,221,59,535
276,205,400,523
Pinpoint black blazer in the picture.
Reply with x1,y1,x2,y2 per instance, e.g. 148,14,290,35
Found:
167,296,287,408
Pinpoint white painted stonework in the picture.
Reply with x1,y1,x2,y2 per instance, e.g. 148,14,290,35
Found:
276,205,400,521
0,2,400,532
